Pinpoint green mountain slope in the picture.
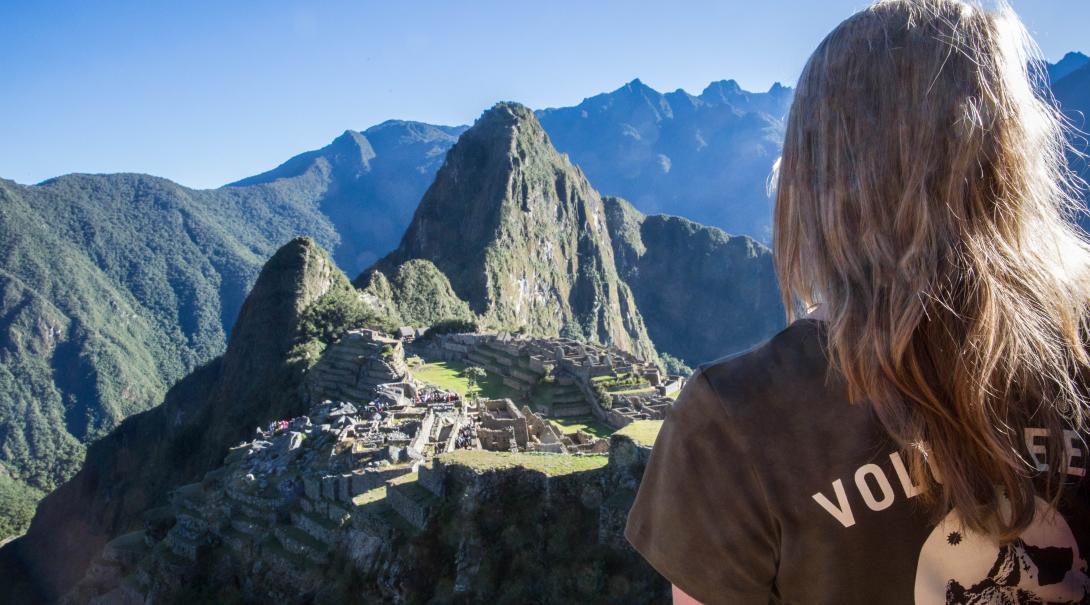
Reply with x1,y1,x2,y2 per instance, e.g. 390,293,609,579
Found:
604,197,784,364
366,103,659,361
361,258,477,328
0,175,339,538
0,120,464,541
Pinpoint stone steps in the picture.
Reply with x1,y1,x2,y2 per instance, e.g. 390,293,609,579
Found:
273,525,330,564
157,544,194,571
385,475,438,531
260,536,319,580
223,493,277,525
551,390,587,404
291,510,340,546
164,529,201,561
230,512,268,536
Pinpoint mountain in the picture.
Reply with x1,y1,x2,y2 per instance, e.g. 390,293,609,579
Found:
364,102,660,362
536,78,792,240
231,121,466,273
0,175,338,539
603,197,783,365
5,238,358,602
1051,62,1090,214
1047,51,1090,84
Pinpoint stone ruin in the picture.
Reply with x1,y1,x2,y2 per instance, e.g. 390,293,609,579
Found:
416,331,685,430
65,325,668,603
306,328,409,404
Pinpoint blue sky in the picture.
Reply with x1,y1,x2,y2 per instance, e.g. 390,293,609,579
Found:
1,0,1086,189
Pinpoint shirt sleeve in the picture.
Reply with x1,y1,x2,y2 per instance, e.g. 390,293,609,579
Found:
624,368,779,605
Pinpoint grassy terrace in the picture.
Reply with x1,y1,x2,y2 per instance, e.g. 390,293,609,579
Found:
410,360,519,400
609,386,657,396
352,486,386,507
614,420,664,446
547,416,613,438
439,450,608,476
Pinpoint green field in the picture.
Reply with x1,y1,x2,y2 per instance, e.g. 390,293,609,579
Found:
410,360,518,400
547,416,614,438
352,485,387,507
614,420,664,446
609,386,657,396
439,450,609,476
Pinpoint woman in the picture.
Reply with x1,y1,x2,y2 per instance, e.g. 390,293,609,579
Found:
625,1,1090,603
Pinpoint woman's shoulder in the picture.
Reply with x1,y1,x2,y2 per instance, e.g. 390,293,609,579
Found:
693,318,835,417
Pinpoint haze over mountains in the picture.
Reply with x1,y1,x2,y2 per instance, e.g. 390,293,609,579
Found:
538,78,792,239
216,77,792,277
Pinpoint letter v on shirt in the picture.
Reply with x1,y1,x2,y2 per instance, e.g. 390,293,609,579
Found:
812,452,923,528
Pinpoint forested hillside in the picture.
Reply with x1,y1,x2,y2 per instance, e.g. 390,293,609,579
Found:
0,175,338,537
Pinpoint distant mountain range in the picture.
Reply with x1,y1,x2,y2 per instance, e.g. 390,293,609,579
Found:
1047,51,1089,84
229,121,466,273
537,79,791,240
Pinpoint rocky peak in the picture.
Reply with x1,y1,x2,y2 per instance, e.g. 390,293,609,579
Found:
1048,51,1090,84
700,78,744,102
366,103,658,360
218,236,339,395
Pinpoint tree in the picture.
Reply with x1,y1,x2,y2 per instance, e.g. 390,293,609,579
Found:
462,366,487,401
659,353,693,377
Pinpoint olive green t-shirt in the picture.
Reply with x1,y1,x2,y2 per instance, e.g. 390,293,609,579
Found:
625,318,1090,605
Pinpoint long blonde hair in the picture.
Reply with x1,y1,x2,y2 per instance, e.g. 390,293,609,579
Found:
774,0,1090,539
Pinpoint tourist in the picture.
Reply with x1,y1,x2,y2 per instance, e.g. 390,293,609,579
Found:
625,2,1090,604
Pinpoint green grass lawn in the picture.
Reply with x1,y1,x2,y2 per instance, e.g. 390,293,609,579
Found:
439,450,608,476
410,360,518,400
547,416,614,438
352,486,387,507
614,420,664,446
609,386,656,396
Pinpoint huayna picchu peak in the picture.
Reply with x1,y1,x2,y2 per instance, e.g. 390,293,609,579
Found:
364,102,661,363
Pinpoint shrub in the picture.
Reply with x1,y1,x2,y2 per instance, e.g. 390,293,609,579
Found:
660,353,693,377
427,318,479,335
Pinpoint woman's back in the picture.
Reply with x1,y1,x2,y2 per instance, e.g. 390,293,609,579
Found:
627,1,1090,601
626,318,1090,604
